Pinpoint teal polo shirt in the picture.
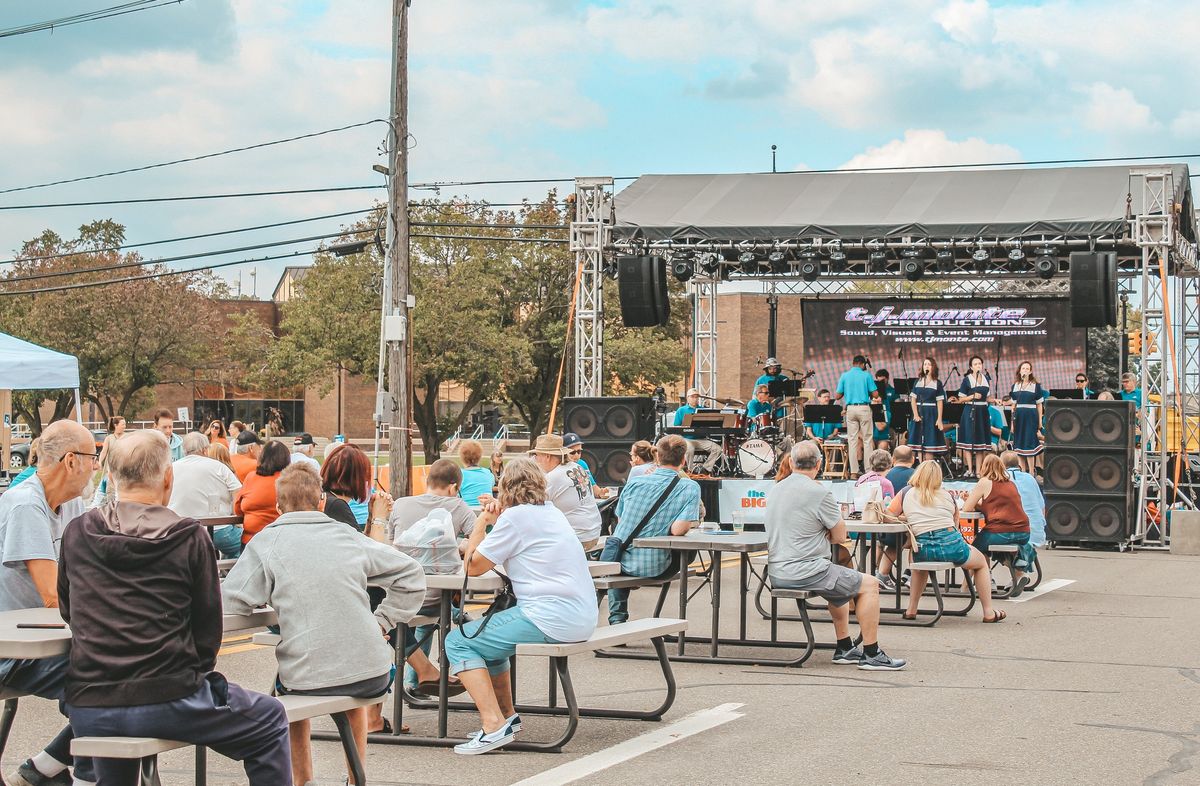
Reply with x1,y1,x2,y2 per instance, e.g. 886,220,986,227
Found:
836,367,877,406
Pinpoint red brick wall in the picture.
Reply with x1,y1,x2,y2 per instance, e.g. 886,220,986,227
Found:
714,293,805,403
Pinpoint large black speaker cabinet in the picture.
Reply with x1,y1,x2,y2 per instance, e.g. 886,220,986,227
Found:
617,255,670,327
1069,251,1117,328
1043,399,1134,544
562,397,657,486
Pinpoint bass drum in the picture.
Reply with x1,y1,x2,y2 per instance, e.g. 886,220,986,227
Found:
739,438,776,478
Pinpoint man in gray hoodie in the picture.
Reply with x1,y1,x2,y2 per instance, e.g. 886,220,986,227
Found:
222,462,426,786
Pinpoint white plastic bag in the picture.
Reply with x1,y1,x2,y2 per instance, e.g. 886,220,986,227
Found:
392,508,461,574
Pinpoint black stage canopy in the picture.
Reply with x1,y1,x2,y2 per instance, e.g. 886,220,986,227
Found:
613,165,1196,245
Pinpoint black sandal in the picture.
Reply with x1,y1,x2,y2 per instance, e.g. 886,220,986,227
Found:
901,611,919,621
982,609,1007,623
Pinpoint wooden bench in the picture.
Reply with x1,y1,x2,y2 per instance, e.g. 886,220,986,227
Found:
395,618,688,752
72,694,373,786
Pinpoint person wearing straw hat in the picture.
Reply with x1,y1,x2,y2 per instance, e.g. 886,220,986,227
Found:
528,434,602,549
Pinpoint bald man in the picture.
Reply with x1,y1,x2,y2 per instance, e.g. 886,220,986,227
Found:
0,419,97,785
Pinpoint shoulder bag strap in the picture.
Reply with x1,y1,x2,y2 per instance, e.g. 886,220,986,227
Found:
620,475,682,551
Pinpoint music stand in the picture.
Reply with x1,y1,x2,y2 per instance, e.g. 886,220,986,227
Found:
870,403,886,424
942,402,965,425
768,379,802,398
1049,388,1084,400
803,405,844,431
893,378,916,396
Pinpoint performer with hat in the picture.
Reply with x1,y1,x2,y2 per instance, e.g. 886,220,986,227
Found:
754,358,788,398
672,389,721,475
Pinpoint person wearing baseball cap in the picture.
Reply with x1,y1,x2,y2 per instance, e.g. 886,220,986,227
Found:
230,430,263,482
290,433,320,471
559,433,609,498
672,388,720,474
672,388,702,427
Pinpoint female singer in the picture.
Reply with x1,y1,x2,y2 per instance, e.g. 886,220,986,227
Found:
909,357,947,461
955,355,993,477
1009,361,1047,474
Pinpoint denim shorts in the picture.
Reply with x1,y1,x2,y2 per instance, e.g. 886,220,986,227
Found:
914,527,972,566
973,530,1036,572
443,606,560,677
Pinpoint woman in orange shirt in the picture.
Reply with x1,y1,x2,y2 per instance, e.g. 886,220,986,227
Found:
234,441,291,543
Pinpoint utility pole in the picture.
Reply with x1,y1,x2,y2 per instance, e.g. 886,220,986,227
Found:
385,0,411,498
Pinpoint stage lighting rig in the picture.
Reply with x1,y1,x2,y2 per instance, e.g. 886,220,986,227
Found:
602,259,619,279
828,246,848,273
900,247,926,281
935,249,956,273
1008,246,1025,263
698,251,721,277
738,251,760,274
868,251,888,273
767,249,790,274
1033,245,1057,279
971,247,991,273
672,254,695,282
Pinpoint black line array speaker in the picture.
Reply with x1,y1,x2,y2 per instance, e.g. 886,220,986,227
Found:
617,255,670,327
1069,251,1117,328
1043,399,1135,545
562,396,657,485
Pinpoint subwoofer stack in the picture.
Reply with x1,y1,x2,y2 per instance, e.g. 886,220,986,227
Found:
1042,399,1136,546
561,397,657,485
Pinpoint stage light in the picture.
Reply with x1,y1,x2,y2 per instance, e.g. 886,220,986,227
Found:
603,259,619,279
800,258,820,281
828,249,848,273
738,251,759,274
1008,247,1025,262
971,247,991,273
767,250,789,274
1034,245,1057,279
935,250,955,272
902,257,925,281
672,257,694,282
698,252,721,276
868,251,888,272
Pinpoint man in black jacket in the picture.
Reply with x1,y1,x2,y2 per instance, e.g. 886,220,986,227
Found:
59,430,290,785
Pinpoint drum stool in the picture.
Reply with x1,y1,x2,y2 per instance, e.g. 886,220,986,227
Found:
822,442,848,479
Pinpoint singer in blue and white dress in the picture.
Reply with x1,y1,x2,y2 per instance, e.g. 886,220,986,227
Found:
907,357,947,460
956,355,994,477
1008,360,1048,475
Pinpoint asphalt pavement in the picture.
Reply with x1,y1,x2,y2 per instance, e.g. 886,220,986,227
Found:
3,547,1197,785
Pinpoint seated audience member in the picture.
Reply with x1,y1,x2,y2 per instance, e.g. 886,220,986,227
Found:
627,440,657,479
856,448,899,591
59,430,290,784
206,420,229,448
319,443,374,531
964,453,1035,596
804,389,841,443
887,460,1004,622
389,460,476,688
0,421,96,786
490,449,505,485
528,434,602,549
169,431,243,558
230,430,262,481
886,445,916,491
154,408,184,462
9,438,38,488
765,441,907,670
445,459,596,754
606,435,701,625
207,441,236,473
290,433,320,471
223,463,425,786
227,420,246,453
774,453,793,482
562,433,610,498
458,440,495,507
233,440,290,544
1001,450,1047,547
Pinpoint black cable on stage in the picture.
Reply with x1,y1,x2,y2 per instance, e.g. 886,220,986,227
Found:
0,0,182,39
2,208,378,265
0,184,383,211
0,121,381,195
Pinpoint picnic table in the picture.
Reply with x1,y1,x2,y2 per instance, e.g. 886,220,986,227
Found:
594,530,813,666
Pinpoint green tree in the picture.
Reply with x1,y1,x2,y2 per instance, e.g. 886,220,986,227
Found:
0,220,222,431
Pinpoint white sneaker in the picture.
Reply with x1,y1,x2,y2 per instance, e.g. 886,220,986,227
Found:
507,713,523,733
454,726,515,755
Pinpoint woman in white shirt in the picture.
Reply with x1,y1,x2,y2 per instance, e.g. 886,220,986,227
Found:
886,460,1002,623
444,458,597,755
627,440,657,479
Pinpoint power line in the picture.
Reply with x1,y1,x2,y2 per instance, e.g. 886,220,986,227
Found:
1,229,373,284
0,121,382,195
412,233,568,244
0,185,383,211
410,221,568,230
1,208,377,265
0,0,182,39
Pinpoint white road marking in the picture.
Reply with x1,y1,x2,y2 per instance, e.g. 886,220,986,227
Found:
508,703,746,786
1003,578,1076,603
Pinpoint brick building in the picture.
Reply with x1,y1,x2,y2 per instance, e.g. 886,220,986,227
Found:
713,291,806,402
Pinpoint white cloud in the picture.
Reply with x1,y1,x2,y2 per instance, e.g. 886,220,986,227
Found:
1080,83,1160,135
840,129,1021,169
1171,110,1200,139
934,0,994,45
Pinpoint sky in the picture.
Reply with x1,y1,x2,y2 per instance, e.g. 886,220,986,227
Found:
0,0,1197,296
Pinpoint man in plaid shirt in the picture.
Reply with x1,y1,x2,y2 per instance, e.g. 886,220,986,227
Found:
608,435,701,625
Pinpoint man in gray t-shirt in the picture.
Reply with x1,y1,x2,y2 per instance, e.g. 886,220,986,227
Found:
0,420,98,784
763,440,906,672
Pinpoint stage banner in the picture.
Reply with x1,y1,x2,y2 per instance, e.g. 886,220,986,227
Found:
800,298,1086,391
712,478,976,526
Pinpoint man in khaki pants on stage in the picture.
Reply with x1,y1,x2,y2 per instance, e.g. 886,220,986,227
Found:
835,355,877,478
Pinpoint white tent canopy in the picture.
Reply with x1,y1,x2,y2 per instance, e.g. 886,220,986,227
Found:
0,332,82,425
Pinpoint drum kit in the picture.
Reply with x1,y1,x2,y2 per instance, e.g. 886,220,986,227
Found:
676,397,806,479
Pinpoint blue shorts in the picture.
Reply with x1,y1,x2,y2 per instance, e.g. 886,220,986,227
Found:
443,606,561,677
973,530,1036,572
914,527,972,566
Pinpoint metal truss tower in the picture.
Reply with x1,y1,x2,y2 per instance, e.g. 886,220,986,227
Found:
570,177,613,398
